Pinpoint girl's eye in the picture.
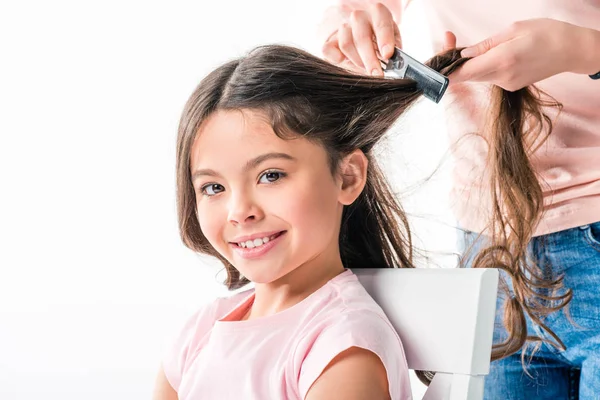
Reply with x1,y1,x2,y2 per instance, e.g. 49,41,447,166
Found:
259,171,285,184
201,183,224,196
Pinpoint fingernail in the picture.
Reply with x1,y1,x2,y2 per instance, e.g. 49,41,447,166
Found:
461,48,476,58
371,68,382,77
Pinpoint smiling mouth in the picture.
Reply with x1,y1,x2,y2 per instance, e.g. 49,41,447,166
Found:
234,231,285,249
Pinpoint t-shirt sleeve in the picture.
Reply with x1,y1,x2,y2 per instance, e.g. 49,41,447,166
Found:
161,304,214,393
296,310,411,400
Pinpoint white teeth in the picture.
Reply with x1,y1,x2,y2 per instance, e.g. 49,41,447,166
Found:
238,234,278,249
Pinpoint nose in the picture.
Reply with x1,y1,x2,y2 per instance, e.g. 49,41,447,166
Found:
227,191,264,225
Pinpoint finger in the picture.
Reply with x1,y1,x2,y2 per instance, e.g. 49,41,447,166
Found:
442,31,457,52
450,51,501,83
350,10,383,76
370,3,399,60
340,58,366,74
338,23,365,69
373,38,383,60
322,32,346,64
393,23,402,49
461,28,515,58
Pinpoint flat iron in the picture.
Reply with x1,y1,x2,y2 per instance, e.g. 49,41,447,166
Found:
382,47,448,103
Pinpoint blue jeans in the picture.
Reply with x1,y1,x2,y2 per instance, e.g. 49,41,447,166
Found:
459,222,600,400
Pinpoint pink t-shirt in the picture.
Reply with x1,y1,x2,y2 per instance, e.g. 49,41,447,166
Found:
163,269,412,400
320,0,600,236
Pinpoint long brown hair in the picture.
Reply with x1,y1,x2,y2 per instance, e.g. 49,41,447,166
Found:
175,45,571,383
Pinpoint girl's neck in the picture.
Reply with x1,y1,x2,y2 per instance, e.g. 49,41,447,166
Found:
242,258,345,321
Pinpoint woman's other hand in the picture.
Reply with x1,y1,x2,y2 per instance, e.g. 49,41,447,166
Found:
452,18,600,91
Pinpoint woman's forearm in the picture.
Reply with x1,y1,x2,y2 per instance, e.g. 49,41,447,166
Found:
571,26,600,76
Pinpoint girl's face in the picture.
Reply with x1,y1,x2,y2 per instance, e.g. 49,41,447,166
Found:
190,110,359,285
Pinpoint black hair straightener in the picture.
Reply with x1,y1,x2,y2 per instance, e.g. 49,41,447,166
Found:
382,47,449,103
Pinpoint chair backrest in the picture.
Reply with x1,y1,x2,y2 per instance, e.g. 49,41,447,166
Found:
353,268,499,400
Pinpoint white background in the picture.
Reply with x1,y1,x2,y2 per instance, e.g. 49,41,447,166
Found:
0,1,457,398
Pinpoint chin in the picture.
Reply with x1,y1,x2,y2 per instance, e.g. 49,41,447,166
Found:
240,266,292,285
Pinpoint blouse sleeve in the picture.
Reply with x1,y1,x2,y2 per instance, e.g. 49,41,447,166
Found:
296,310,412,400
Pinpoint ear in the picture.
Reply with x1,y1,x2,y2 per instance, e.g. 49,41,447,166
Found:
337,149,368,206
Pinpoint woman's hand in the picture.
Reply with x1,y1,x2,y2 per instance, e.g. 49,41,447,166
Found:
322,2,458,77
451,18,600,91
322,3,401,76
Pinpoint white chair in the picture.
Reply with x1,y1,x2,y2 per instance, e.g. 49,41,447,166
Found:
353,268,499,400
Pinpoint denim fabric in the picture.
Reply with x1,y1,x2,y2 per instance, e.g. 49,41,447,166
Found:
459,221,600,400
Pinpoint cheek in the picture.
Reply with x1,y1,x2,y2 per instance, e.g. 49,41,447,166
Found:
282,178,340,239
196,201,226,247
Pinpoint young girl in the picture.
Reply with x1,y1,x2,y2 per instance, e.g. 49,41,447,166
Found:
152,45,424,400
153,44,558,399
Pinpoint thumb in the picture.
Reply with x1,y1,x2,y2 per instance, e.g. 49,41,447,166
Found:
442,31,456,52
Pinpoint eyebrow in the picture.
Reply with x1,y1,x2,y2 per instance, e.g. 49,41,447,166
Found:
192,152,297,182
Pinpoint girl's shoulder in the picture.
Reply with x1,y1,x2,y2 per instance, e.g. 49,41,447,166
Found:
297,270,406,367
294,274,411,399
317,269,390,319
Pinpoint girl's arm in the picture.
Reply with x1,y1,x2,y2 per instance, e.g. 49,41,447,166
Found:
152,366,179,400
304,347,391,400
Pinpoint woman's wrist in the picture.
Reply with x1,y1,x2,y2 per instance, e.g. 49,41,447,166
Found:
570,26,600,76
